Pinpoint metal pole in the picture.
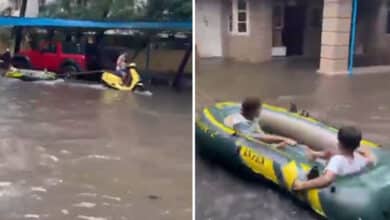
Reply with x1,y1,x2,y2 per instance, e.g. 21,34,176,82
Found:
20,0,28,17
348,0,358,75
144,40,151,82
173,44,192,89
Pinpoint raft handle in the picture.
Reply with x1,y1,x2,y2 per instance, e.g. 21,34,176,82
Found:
307,166,319,180
330,186,336,194
236,146,241,155
289,103,298,113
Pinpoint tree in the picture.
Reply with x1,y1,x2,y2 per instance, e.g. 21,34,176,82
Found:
40,0,143,20
39,0,191,21
144,0,192,21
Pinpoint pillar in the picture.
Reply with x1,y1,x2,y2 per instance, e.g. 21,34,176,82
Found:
318,0,352,75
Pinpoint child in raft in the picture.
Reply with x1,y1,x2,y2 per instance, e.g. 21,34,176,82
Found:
293,126,376,190
224,97,297,148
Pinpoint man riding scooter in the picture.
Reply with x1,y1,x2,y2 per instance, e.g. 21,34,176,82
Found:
115,52,131,84
114,52,147,93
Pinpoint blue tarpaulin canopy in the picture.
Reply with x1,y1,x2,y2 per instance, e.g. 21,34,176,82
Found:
0,16,192,31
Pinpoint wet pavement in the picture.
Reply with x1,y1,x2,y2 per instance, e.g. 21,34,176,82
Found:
196,58,390,220
0,78,192,220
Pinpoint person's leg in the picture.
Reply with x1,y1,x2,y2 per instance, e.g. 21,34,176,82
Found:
122,69,132,86
114,70,123,77
114,69,127,84
123,73,130,86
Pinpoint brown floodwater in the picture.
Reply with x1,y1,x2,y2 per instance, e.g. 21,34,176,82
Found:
0,78,192,220
196,58,390,220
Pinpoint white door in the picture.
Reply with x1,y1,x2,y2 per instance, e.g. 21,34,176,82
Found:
196,0,223,57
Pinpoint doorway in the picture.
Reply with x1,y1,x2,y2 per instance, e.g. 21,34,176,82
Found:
282,6,306,56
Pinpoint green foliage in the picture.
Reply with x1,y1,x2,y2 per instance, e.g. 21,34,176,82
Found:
144,0,192,21
39,0,191,21
39,0,118,20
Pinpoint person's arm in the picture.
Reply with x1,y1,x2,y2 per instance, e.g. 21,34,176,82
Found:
305,147,334,161
293,170,336,190
255,133,296,145
233,122,296,146
356,147,376,166
294,155,340,190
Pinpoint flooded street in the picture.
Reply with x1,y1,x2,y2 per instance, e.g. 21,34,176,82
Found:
0,78,192,220
196,58,390,220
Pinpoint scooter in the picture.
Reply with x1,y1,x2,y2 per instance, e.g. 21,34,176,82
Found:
101,63,152,96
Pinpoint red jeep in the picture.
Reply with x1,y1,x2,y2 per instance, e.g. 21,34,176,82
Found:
12,40,96,75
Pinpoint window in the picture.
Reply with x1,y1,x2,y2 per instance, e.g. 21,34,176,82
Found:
229,0,249,35
41,42,57,53
237,0,248,33
62,42,85,54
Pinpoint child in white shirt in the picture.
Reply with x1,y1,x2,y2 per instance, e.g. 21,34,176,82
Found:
293,126,375,190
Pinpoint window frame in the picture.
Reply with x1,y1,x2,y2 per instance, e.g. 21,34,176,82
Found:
229,0,250,36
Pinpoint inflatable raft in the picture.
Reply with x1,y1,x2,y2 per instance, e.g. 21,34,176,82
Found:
5,68,56,81
196,102,390,220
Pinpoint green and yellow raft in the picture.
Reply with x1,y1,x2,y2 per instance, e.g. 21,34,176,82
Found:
196,102,390,220
5,68,56,81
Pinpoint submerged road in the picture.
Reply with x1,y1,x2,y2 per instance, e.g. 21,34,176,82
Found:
0,78,192,220
196,58,390,220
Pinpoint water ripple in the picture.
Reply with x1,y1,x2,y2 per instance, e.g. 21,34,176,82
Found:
77,215,107,220
72,202,96,208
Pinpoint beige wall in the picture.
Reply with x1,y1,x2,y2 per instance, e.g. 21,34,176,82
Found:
221,0,273,63
318,0,352,74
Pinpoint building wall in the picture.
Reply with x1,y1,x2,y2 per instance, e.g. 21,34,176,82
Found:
197,0,390,67
222,0,273,63
318,0,352,74
196,0,223,57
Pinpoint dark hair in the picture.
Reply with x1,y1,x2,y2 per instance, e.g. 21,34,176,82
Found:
337,126,362,151
242,97,262,115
